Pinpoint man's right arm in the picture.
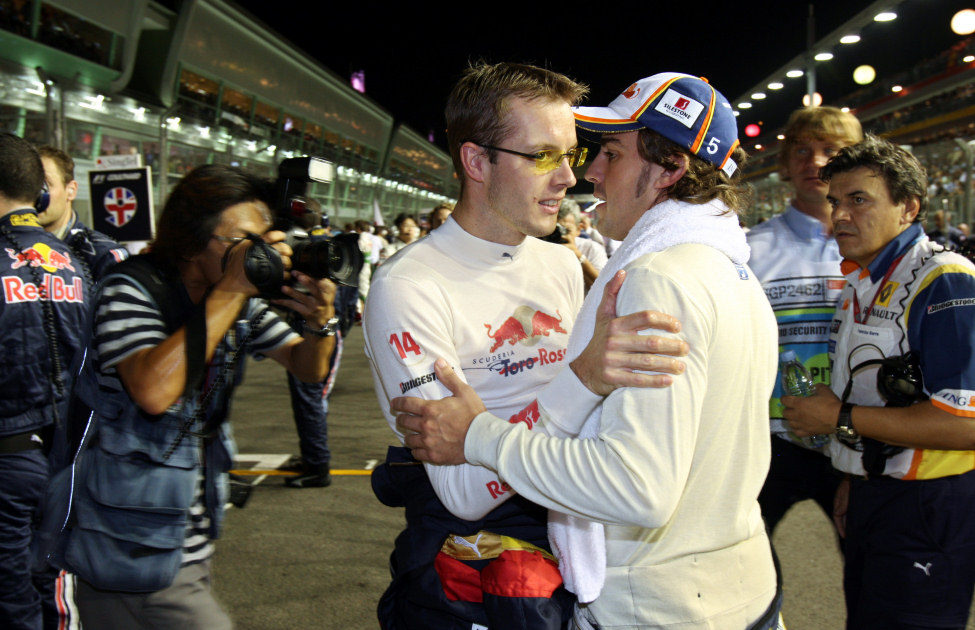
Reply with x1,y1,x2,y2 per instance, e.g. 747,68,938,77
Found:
535,270,686,437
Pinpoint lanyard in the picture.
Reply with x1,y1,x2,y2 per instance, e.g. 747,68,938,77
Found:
852,253,907,325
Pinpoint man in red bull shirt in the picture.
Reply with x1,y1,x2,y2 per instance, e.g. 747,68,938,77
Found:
396,72,783,629
0,133,89,630
27,147,129,630
364,63,689,629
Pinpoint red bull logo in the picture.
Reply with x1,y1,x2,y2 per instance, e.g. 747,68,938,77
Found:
484,306,567,353
6,242,76,273
508,400,540,430
3,273,84,304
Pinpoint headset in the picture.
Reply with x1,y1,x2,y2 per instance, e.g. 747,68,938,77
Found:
35,181,49,213
839,350,927,472
840,351,926,409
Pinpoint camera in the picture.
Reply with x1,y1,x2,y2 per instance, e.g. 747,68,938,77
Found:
540,223,569,244
243,157,363,297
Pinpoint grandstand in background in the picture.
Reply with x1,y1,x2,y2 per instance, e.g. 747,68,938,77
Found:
4,1,975,231
0,0,458,227
745,34,975,227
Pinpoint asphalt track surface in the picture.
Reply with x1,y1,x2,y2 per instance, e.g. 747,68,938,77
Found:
212,326,975,629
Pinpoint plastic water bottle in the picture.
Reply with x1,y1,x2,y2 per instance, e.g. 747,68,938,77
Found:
779,350,830,449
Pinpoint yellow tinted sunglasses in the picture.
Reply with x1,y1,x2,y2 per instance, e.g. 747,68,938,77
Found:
477,143,588,173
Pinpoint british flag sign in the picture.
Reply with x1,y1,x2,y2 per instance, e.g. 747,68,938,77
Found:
103,187,137,227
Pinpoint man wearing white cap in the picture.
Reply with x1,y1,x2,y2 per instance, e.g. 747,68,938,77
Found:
396,73,782,629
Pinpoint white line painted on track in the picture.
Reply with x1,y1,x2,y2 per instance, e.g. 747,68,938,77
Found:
234,454,292,470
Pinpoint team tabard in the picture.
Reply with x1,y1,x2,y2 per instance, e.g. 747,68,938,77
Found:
88,167,155,242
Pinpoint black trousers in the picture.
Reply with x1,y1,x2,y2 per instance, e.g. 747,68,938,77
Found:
758,435,842,534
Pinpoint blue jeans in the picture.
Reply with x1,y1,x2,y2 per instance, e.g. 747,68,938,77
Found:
0,449,48,630
287,373,330,467
335,285,359,335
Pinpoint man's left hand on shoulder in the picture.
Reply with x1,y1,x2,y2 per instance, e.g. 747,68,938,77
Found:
572,270,688,395
782,384,841,436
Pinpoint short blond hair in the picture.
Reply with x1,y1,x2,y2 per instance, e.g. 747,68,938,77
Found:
445,62,587,191
778,107,863,174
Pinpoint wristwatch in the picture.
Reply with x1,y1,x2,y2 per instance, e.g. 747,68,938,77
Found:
303,316,340,338
835,402,860,445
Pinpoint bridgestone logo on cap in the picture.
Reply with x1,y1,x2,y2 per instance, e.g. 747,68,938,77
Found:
654,89,704,128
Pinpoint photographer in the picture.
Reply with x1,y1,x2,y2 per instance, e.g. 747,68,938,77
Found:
58,164,336,629
282,197,342,488
557,200,606,291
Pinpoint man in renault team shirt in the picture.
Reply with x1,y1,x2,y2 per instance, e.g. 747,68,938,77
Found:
785,136,975,629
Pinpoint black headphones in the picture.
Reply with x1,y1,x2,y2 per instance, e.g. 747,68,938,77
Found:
840,352,926,470
841,351,926,409
35,181,49,213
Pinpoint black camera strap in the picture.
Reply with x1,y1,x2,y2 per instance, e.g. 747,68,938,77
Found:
162,302,268,461
109,255,207,396
183,302,207,398
841,354,927,475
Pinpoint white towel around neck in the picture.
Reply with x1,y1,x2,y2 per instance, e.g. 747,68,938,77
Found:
548,197,750,603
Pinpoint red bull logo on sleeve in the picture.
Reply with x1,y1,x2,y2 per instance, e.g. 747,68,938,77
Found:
508,400,540,430
6,242,76,273
484,306,567,353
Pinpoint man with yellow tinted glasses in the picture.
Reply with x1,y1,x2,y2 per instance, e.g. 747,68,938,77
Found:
364,62,687,629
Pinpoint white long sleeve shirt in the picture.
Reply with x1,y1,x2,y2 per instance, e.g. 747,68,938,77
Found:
364,216,598,520
465,244,779,628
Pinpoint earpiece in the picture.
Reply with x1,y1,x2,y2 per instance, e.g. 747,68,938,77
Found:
35,182,49,213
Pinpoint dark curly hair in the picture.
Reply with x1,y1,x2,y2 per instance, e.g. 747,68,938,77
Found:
820,134,928,223
152,164,273,268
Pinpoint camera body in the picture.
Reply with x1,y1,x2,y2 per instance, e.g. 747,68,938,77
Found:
541,223,569,244
243,157,363,297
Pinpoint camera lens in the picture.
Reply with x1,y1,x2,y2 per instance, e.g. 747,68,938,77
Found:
290,233,362,287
